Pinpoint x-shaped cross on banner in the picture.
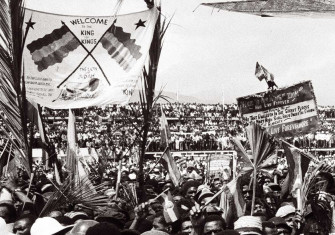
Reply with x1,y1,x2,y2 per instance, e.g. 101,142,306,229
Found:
56,20,118,88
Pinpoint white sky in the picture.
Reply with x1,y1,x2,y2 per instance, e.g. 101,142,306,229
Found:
26,0,335,105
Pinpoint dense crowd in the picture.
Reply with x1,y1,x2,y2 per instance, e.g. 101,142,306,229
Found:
1,103,335,234
1,142,335,235
26,103,335,155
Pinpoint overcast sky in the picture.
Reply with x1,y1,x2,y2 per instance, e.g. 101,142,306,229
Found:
26,0,335,105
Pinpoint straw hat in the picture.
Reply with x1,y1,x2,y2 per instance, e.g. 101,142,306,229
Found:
234,216,262,235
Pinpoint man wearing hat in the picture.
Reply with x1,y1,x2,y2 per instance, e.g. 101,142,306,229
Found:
234,216,263,235
268,217,292,235
275,205,296,229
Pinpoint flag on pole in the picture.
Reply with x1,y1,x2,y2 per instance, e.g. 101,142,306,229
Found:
162,148,181,187
160,107,170,147
160,107,181,186
255,62,274,81
220,176,245,218
66,109,77,176
161,190,179,223
281,142,310,198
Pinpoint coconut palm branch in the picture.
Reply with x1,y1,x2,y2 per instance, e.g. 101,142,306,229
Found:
39,175,110,217
137,9,172,190
232,122,277,214
0,0,30,173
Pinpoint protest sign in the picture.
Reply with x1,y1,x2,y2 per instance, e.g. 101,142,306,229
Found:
237,81,318,137
209,154,231,177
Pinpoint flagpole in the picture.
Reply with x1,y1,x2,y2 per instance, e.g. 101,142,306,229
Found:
251,166,257,216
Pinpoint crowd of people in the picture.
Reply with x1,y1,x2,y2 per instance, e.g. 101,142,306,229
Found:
25,103,335,155
1,142,334,235
1,102,335,235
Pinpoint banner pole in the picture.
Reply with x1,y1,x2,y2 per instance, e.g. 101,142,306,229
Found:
251,166,257,216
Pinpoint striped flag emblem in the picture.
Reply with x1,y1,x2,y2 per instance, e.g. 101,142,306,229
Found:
100,24,142,71
27,25,80,72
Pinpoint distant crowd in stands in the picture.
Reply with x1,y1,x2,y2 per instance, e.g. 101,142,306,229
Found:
3,103,335,153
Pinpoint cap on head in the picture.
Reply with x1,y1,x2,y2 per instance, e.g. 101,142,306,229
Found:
275,205,295,218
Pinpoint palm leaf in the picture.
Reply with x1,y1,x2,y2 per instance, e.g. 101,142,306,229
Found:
39,175,109,217
246,123,277,167
138,9,169,189
0,0,30,173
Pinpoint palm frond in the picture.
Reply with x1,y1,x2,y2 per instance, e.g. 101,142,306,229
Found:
301,163,333,214
0,0,30,173
118,182,138,208
138,9,169,189
246,122,277,167
39,175,109,217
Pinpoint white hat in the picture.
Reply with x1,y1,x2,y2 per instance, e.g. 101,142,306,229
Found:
234,216,262,235
275,205,296,218
0,217,14,235
31,217,73,235
0,188,13,202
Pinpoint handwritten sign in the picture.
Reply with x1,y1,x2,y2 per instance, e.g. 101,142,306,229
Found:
237,81,319,137
23,8,158,109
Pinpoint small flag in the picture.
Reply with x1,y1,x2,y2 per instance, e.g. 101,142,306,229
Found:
26,25,81,71
162,148,181,187
281,142,310,198
221,176,245,218
66,109,78,175
255,62,274,81
231,138,254,175
161,191,179,223
159,107,180,186
160,107,171,147
100,23,142,71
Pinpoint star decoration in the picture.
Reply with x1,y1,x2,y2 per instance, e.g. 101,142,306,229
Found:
25,17,36,30
135,19,146,30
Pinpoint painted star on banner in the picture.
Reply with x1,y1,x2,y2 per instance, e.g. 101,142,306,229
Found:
25,17,36,30
135,19,146,30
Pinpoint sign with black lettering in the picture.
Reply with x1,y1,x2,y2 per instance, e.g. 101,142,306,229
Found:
237,81,319,137
23,8,158,108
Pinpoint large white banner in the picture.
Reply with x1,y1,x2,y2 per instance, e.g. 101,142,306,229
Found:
23,8,158,109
